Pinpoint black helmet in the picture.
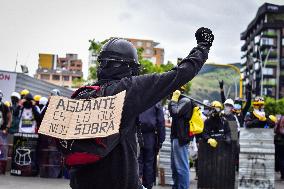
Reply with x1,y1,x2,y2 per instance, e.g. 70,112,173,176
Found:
97,38,140,79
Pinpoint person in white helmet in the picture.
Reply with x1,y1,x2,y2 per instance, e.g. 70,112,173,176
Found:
9,92,21,133
38,97,48,126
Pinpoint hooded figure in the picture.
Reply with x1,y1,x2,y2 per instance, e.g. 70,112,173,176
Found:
18,94,40,133
67,27,214,189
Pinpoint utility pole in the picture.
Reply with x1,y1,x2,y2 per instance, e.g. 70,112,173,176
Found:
14,53,18,72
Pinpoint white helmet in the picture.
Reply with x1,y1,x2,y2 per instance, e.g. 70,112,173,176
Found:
224,98,234,107
39,97,48,106
11,92,21,99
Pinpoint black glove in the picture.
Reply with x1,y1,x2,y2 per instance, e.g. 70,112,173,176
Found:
195,27,214,48
219,80,224,89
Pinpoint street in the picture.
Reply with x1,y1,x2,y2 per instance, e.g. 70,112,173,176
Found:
0,171,284,189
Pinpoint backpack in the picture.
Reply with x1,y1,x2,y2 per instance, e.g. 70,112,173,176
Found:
56,84,124,167
188,104,204,136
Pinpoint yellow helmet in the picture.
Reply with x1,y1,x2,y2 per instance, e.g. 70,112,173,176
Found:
4,101,11,107
269,115,277,123
34,95,42,102
181,85,187,91
253,96,264,106
20,89,30,96
211,101,222,109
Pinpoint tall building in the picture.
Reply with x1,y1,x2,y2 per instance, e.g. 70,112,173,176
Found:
35,53,83,88
241,3,284,99
126,38,164,65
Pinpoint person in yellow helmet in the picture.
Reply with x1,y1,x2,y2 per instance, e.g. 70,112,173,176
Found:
4,101,11,108
203,101,231,148
244,96,274,128
20,89,30,99
33,95,42,106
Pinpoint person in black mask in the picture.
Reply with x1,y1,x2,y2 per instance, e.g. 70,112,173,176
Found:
203,101,231,148
9,92,21,134
61,27,214,189
18,94,40,133
0,90,11,134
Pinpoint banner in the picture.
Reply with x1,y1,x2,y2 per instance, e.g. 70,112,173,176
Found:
0,71,17,102
39,90,126,140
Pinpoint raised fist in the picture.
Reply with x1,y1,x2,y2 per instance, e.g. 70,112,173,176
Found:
219,80,224,89
195,27,214,48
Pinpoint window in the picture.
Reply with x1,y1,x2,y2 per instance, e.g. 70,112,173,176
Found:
63,76,69,81
262,68,273,75
146,42,151,47
260,38,274,45
52,75,60,80
136,41,143,47
145,49,152,55
41,74,50,80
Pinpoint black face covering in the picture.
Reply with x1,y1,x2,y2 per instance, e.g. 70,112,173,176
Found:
39,104,44,110
23,100,32,109
11,97,19,106
97,62,132,80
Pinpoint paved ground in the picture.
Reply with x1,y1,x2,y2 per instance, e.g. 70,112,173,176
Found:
0,171,283,189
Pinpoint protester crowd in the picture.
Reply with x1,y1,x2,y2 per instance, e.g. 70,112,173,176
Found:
0,88,66,178
0,30,284,189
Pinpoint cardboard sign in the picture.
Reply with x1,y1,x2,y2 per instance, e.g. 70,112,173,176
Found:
38,90,126,140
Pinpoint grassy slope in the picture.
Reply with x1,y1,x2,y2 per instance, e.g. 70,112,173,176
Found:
189,64,240,102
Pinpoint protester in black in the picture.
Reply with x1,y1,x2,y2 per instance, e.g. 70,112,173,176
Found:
9,92,21,134
245,96,274,129
168,86,193,189
138,103,165,189
68,27,214,189
219,81,252,127
0,91,11,134
203,101,231,148
275,116,284,180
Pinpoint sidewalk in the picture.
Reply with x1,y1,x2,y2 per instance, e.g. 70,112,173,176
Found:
0,171,283,189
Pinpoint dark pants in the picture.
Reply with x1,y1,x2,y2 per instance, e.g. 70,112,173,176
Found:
277,144,284,178
138,133,156,189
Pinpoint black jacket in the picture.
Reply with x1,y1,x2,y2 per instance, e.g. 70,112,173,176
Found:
139,103,165,148
245,111,274,129
69,45,209,189
220,87,251,127
0,103,10,130
168,96,193,146
203,115,231,141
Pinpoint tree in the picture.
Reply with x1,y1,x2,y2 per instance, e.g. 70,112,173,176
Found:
88,39,108,81
72,77,86,88
265,97,284,115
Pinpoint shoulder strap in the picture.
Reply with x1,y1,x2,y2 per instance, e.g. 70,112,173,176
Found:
71,86,100,99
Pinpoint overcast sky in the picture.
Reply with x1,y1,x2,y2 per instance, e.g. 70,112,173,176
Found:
0,0,283,78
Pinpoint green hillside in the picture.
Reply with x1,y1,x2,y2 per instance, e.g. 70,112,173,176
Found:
189,63,241,102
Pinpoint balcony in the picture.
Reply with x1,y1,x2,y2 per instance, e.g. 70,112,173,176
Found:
265,61,278,67
262,50,277,58
262,31,277,38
